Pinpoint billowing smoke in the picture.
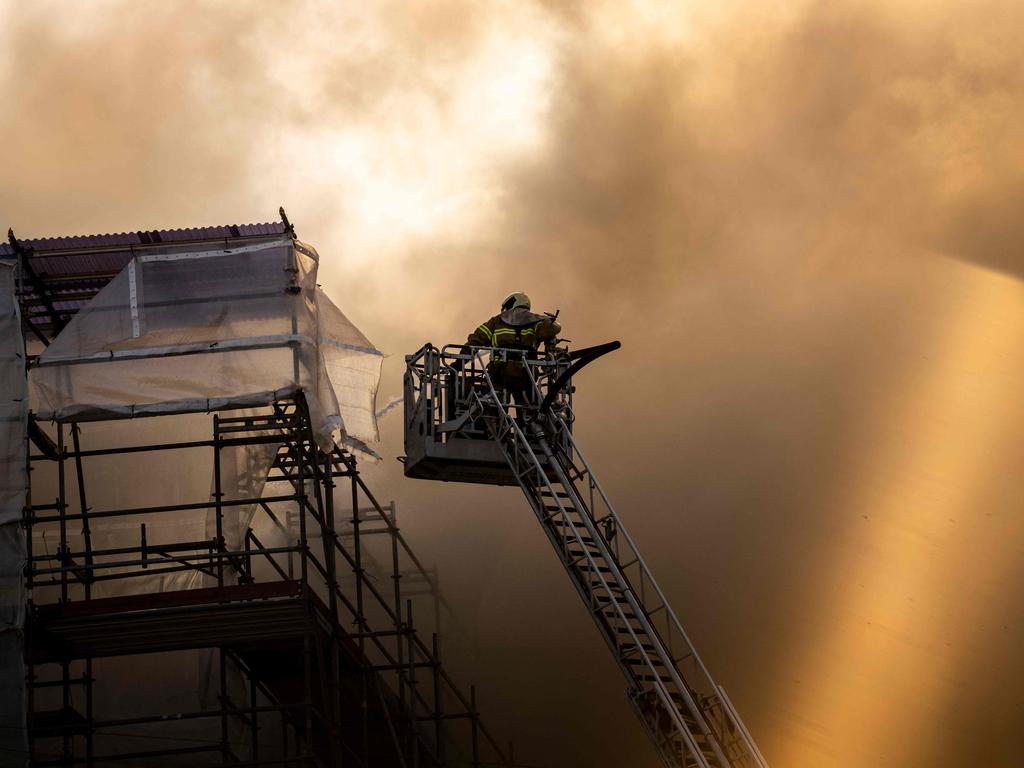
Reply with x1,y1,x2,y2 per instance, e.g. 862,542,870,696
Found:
3,1,1024,765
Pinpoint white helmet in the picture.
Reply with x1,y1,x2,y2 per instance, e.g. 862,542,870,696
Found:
501,291,531,312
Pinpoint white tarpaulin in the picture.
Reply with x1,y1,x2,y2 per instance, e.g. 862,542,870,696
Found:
0,259,28,765
23,235,385,604
29,236,383,452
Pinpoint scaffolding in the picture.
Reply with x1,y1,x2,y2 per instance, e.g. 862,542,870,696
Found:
2,219,510,767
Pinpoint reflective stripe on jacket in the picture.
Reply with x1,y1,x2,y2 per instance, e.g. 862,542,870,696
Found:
466,309,560,351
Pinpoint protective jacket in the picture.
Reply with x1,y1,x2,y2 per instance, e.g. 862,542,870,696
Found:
466,308,561,351
465,308,561,395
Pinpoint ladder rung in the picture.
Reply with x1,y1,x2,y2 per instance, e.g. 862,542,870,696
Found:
598,602,636,617
621,647,659,659
621,640,658,652
637,673,675,684
570,560,598,574
543,504,573,513
564,535,597,545
565,550,601,562
568,554,604,568
640,689,698,718
595,594,632,605
565,544,595,557
542,508,566,523
624,657,667,667
576,564,613,574
550,518,589,528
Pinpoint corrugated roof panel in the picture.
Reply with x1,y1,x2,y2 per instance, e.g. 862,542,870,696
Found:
5,221,286,254
28,251,131,276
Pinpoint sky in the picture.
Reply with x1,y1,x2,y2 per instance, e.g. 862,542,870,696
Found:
4,0,1024,765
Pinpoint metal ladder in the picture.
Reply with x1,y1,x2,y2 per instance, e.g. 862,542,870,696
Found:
470,352,769,768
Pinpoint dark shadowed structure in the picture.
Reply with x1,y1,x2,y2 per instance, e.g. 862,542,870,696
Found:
2,220,509,767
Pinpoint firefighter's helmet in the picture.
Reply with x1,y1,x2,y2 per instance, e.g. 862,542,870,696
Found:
501,292,531,312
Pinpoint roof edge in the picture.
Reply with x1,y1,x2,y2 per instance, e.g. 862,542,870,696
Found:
2,221,290,257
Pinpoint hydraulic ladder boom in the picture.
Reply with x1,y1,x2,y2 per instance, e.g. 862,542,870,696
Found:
402,344,768,768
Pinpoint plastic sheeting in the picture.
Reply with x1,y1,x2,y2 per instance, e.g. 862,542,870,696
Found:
29,236,383,452
24,234,385,603
0,259,28,766
317,290,383,447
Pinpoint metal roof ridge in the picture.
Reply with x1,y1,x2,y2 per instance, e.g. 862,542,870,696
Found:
6,221,285,247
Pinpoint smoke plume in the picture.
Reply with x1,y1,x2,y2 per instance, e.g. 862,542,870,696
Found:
3,1,1024,765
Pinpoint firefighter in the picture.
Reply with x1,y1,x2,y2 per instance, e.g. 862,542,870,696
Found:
464,292,561,412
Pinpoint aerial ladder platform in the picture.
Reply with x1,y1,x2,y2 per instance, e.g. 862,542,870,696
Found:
403,341,769,768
